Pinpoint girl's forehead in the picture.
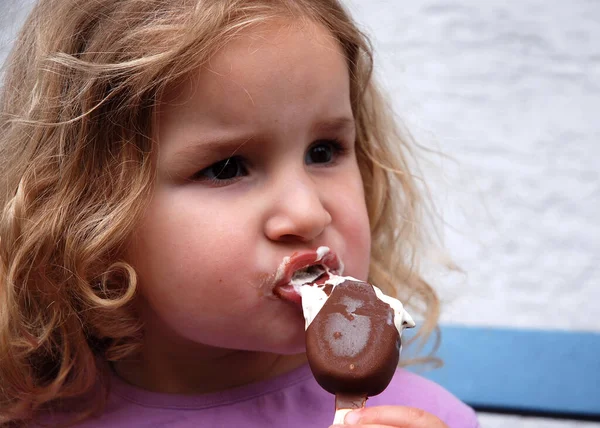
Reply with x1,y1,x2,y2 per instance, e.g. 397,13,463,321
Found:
156,23,350,134
160,19,344,103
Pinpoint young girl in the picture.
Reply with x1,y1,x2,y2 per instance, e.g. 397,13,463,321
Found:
0,0,479,426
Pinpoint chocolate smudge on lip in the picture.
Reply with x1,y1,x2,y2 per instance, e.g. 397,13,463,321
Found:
255,271,278,298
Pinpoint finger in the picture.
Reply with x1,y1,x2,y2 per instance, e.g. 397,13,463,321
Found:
330,425,392,428
330,424,400,428
340,406,448,427
330,424,434,428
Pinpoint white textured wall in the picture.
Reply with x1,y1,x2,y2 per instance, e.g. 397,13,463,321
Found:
344,0,600,333
2,1,599,427
344,1,600,427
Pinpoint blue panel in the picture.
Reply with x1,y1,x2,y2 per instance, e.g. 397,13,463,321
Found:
405,325,600,418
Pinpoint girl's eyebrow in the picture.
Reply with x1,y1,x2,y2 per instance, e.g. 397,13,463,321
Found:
164,116,355,169
312,116,356,134
166,136,254,169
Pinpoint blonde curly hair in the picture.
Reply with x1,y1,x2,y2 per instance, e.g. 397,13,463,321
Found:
0,0,441,424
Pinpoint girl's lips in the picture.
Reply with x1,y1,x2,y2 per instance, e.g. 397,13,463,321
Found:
273,247,341,303
275,284,303,304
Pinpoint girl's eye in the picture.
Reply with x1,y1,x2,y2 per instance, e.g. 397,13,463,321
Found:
305,140,344,165
192,156,247,183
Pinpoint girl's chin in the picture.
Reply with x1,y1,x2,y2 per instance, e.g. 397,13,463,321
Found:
253,338,307,356
213,329,306,356
255,335,307,356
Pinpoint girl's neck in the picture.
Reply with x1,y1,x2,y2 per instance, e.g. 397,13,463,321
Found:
112,347,307,395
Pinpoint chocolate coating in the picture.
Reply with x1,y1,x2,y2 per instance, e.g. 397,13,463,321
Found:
305,279,401,397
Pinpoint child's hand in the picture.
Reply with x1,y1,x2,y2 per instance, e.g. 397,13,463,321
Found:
330,405,449,427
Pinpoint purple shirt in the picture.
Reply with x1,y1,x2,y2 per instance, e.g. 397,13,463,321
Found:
39,364,479,427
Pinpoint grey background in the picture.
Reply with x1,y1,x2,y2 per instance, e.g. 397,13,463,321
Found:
344,0,600,333
2,1,599,427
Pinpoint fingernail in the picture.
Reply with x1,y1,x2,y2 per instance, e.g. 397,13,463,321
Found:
344,409,362,424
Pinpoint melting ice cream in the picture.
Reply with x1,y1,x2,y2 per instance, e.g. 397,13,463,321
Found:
284,247,415,423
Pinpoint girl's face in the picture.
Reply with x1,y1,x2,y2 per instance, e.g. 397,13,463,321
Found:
126,20,371,355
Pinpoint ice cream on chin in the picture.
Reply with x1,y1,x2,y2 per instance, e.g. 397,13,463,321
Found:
277,247,415,423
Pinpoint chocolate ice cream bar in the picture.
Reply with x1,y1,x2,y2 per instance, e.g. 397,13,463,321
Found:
294,272,414,423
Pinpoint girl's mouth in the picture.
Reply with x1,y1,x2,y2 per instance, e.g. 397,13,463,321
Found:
273,246,342,303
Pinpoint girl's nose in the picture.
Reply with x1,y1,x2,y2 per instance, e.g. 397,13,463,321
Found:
264,175,332,243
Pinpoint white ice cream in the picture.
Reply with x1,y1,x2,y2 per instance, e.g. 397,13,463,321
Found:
290,265,415,337
278,246,415,336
